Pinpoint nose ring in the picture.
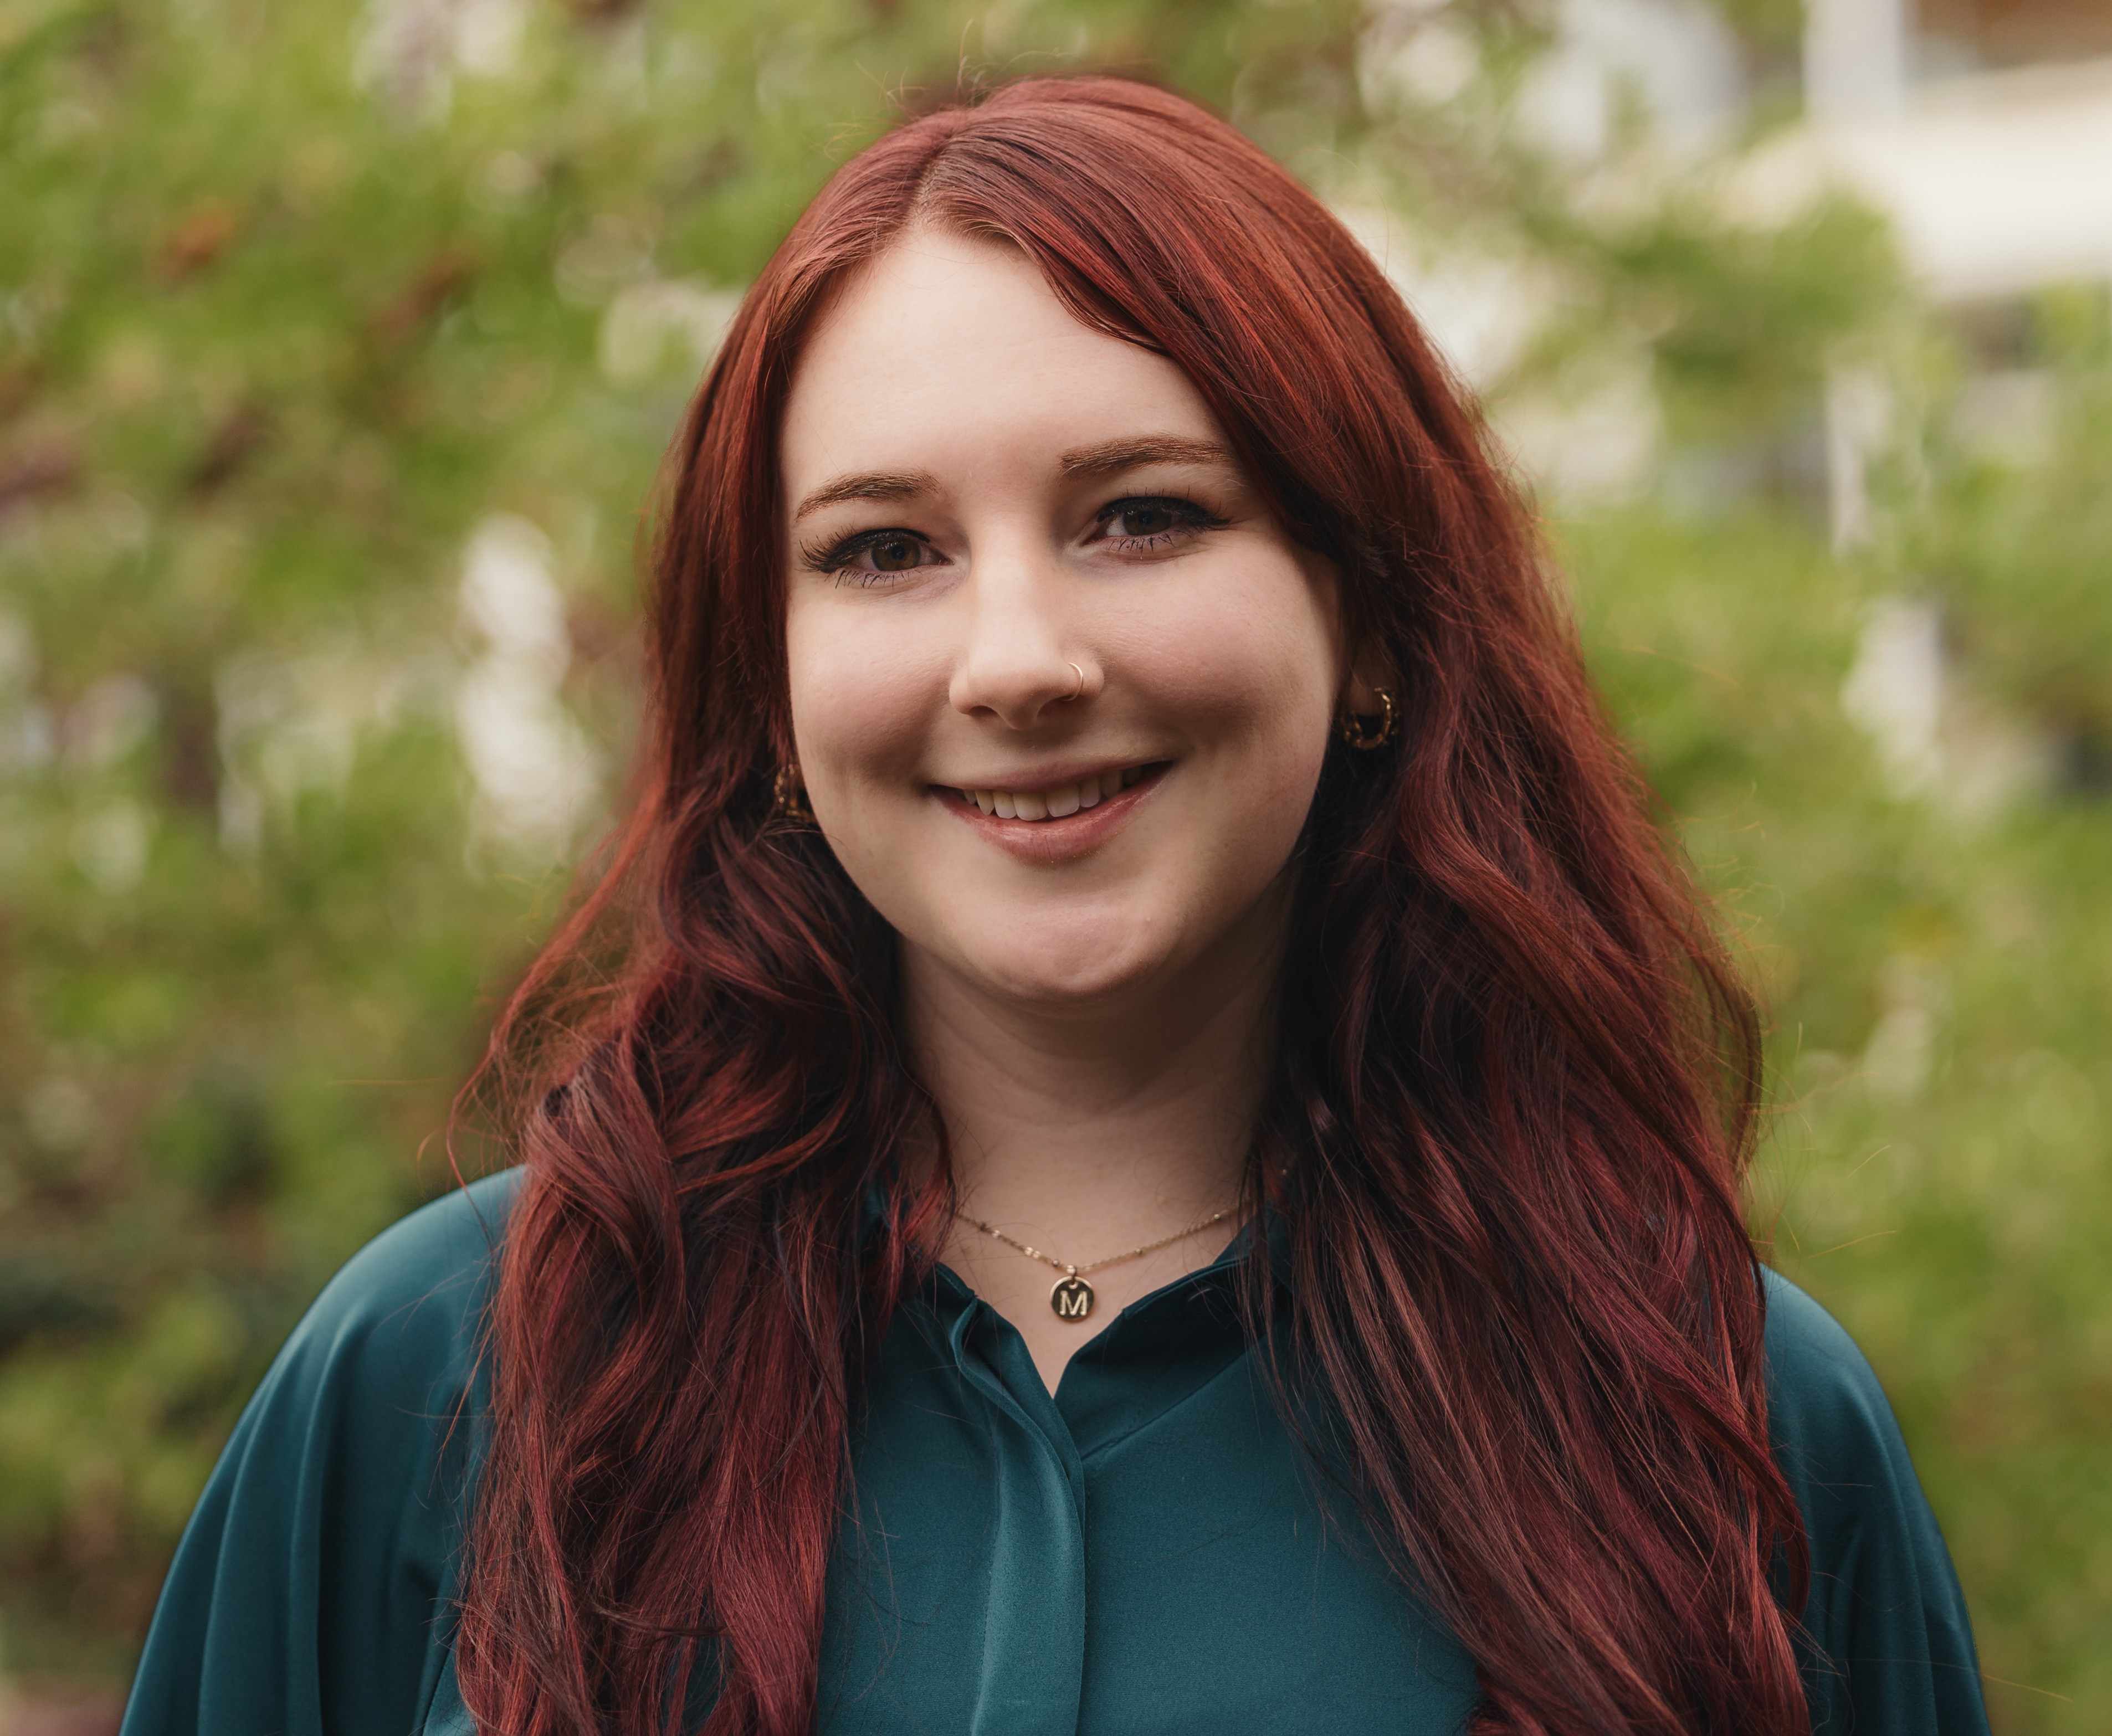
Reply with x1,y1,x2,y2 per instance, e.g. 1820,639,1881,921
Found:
1066,661,1086,702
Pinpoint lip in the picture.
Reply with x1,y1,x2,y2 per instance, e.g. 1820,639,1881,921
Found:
934,760,1172,864
934,756,1160,798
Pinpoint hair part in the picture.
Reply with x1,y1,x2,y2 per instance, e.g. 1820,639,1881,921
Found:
449,73,1813,1736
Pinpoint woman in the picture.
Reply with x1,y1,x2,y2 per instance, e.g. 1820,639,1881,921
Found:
120,75,1990,1736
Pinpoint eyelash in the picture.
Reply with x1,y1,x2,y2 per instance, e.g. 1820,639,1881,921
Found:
800,495,1228,589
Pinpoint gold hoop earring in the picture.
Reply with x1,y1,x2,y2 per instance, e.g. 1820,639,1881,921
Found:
1337,689,1397,751
772,763,815,824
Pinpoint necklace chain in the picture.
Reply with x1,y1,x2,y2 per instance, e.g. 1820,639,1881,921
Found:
952,1203,1238,1279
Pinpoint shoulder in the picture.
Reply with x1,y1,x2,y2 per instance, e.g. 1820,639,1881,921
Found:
118,1169,532,1736
278,1165,527,1417
1756,1264,1967,1549
1755,1267,1992,1732
249,1165,528,1453
304,1164,526,1339
230,1166,530,1516
1756,1264,1931,1540
1757,1266,1905,1461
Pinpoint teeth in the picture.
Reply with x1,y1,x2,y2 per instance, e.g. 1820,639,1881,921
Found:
962,764,1156,822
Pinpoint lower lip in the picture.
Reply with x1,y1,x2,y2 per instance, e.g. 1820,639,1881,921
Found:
934,763,1171,864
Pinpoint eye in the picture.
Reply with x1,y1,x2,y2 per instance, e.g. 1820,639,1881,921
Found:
801,528,939,587
1096,495,1226,554
798,493,1228,588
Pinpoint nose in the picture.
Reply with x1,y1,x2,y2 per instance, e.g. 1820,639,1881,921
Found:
947,549,1095,730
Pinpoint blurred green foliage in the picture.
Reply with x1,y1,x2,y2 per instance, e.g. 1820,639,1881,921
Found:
1,0,2105,1728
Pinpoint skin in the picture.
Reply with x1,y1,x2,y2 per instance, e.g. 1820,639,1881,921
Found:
779,225,1387,1395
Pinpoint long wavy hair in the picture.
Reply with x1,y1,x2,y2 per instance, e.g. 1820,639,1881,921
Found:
448,73,1814,1736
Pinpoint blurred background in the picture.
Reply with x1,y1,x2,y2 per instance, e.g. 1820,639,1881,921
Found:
1,0,2106,1729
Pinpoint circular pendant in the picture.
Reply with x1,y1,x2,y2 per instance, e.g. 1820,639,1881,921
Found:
1050,1274,1095,1322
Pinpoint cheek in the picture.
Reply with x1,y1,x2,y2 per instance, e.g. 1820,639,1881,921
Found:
784,601,941,800
1121,556,1339,790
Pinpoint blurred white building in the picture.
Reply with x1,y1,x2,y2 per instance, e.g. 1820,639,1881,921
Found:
1362,0,2111,496
1794,0,2109,807
1792,0,2112,516
1804,0,2112,305
1362,0,2107,810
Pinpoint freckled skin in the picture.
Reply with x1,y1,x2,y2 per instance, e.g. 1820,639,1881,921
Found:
781,227,1380,1016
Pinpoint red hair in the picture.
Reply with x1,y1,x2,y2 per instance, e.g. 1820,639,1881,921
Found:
450,74,1813,1735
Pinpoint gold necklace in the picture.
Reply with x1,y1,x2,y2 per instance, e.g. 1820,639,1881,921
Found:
952,1204,1240,1322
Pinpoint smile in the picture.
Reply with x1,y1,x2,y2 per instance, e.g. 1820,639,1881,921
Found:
931,761,1172,860
951,763,1154,821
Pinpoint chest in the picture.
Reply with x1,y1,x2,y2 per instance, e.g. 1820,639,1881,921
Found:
814,1298,1482,1735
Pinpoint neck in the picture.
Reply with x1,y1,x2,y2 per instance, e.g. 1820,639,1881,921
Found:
899,886,1290,1266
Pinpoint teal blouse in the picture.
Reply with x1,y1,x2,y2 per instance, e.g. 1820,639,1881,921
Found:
119,1167,1991,1734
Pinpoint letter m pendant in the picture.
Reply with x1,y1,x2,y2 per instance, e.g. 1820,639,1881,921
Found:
1050,1275,1094,1320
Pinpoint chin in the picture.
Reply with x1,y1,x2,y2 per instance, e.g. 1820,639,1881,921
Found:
948,908,1178,1009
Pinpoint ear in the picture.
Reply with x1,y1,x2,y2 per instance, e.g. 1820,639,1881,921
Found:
1298,539,1398,717
1341,642,1400,715
1296,547,1391,712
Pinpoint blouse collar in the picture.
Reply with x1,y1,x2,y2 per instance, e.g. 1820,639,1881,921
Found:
856,1170,1298,1457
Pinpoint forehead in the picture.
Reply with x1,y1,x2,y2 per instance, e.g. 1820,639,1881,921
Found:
777,227,1224,499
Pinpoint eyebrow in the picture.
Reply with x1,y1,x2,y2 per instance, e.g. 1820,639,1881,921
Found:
789,435,1238,523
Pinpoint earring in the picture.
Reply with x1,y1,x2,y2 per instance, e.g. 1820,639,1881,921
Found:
1337,689,1397,751
772,763,815,823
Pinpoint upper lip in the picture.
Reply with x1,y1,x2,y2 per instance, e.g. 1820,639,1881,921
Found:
934,756,1165,796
